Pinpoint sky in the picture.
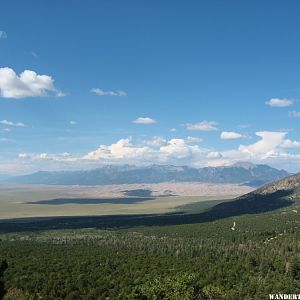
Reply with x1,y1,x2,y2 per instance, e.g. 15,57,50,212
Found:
1,0,300,174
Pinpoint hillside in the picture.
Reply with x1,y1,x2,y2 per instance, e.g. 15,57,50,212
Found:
247,172,300,200
3,162,289,186
202,171,300,220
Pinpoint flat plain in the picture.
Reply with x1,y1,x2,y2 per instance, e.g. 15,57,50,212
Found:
0,182,253,219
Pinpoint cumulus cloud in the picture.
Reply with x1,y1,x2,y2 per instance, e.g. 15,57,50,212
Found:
211,131,300,169
82,137,206,165
220,131,244,140
83,138,150,161
0,120,25,127
143,136,167,147
159,139,203,160
13,130,300,173
207,151,222,159
132,117,157,125
265,98,293,107
186,136,203,143
239,131,287,159
0,67,64,99
142,136,203,152
69,120,77,125
281,139,300,148
10,137,206,173
16,134,273,166
91,88,127,97
185,120,218,131
0,31,7,39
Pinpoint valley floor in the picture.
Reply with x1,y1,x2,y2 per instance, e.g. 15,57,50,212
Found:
0,182,252,219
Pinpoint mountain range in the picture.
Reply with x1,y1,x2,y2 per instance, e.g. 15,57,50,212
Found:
3,162,289,186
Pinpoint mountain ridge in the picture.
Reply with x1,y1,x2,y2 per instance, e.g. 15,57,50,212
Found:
3,162,289,186
200,171,300,221
239,171,300,200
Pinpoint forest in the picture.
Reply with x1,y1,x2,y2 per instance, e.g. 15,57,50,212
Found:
1,202,300,299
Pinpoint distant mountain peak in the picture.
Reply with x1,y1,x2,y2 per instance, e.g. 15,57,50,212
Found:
3,163,290,187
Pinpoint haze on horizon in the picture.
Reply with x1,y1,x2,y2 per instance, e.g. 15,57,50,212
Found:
1,1,300,175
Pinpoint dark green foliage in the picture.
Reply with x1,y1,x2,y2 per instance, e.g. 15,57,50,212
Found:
201,285,227,300
286,257,300,279
3,287,33,300
1,206,300,299
127,273,201,300
0,259,8,299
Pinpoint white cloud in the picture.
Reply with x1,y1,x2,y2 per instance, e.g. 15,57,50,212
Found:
220,131,244,140
69,120,77,125
142,136,202,150
18,152,76,162
143,136,167,147
18,153,30,159
39,153,50,160
281,139,300,148
289,111,300,118
159,139,205,161
0,31,7,39
160,139,193,157
12,130,300,173
0,120,25,127
207,151,222,159
170,128,177,132
239,131,287,159
212,132,300,169
265,98,293,107
0,67,64,99
83,138,150,161
82,137,207,165
186,136,203,143
132,117,157,125
10,137,205,173
91,88,127,97
185,120,218,131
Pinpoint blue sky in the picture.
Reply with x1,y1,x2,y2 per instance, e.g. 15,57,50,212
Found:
1,0,300,174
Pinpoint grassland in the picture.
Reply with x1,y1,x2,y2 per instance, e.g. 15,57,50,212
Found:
0,183,252,219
